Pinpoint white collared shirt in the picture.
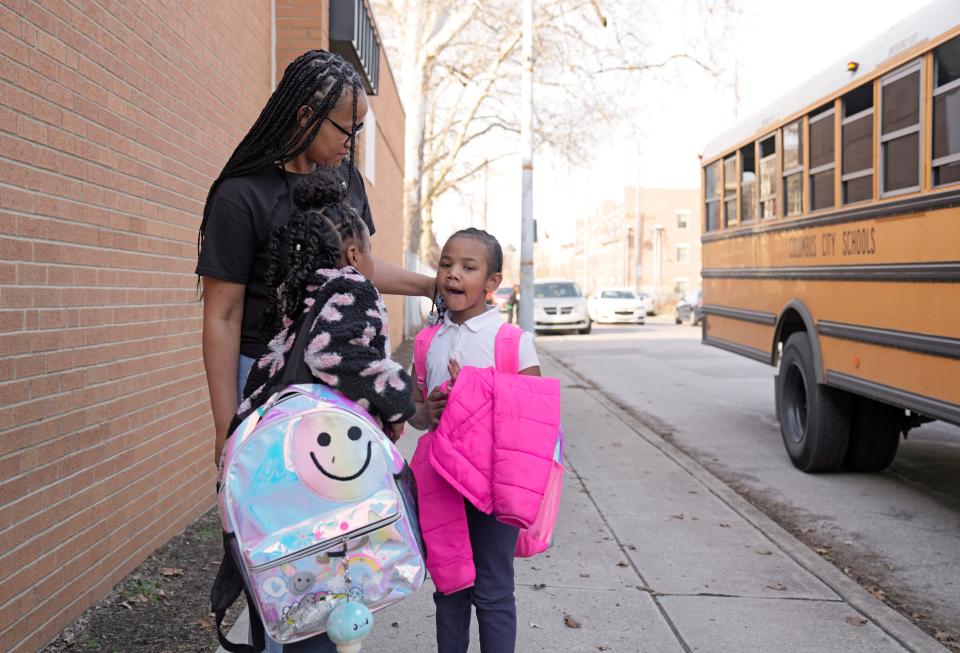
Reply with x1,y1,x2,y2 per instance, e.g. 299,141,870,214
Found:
423,308,540,394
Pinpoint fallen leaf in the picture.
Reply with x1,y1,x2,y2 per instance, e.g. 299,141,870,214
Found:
766,582,786,591
867,586,886,601
670,513,684,520
845,616,867,627
598,647,611,651
719,523,731,528
391,622,399,628
579,573,591,578
156,589,167,599
934,631,952,642
160,567,184,577
754,549,773,556
616,561,629,567
195,617,213,629
563,614,582,629
530,622,543,629
815,547,830,555
625,544,637,551
532,583,547,590
120,601,133,611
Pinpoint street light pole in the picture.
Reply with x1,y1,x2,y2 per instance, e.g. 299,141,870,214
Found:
518,0,534,333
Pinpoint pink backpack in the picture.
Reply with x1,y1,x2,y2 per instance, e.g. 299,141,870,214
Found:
413,322,563,557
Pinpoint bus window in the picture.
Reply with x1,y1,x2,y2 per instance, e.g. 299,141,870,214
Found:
705,160,720,231
842,84,874,204
809,105,835,210
758,135,777,219
723,155,737,226
739,143,757,222
881,61,922,194
782,120,803,216
933,35,960,186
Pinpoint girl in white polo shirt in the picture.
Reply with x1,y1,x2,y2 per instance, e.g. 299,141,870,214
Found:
409,228,540,653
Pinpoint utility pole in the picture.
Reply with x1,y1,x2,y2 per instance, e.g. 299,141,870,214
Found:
518,0,535,332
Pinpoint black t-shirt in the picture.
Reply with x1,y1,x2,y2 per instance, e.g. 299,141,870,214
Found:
196,160,375,358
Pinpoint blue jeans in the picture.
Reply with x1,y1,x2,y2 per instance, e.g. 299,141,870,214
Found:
237,356,337,653
434,501,519,653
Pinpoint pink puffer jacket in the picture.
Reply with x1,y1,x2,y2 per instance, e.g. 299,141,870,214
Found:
410,365,561,594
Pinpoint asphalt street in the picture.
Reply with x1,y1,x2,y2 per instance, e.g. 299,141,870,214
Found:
538,318,960,643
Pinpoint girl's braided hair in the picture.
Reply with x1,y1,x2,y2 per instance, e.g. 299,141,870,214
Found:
198,50,365,287
448,228,503,275
260,167,368,341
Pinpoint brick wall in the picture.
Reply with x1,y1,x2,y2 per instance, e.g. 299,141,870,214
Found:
0,2,274,649
0,3,404,652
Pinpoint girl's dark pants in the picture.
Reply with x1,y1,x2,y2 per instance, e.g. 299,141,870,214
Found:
433,500,520,653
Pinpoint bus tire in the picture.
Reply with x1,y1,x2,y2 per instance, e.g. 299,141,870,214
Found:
843,397,901,472
777,332,851,472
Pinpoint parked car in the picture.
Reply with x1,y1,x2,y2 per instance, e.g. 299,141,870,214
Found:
637,292,655,315
675,289,703,326
587,288,646,324
534,280,591,334
491,287,514,316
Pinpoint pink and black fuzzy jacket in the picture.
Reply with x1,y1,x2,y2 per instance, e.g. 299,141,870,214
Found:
228,267,415,436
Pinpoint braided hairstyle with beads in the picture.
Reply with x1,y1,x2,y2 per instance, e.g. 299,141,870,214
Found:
198,50,365,273
260,167,369,342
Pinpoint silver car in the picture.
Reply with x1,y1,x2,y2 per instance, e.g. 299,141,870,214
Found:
587,288,647,324
534,280,591,334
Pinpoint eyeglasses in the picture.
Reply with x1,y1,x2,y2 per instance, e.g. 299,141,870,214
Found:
325,117,364,144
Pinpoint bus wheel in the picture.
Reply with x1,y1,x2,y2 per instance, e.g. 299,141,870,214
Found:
844,398,901,472
777,333,851,472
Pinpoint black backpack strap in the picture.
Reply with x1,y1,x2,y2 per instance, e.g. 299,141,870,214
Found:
280,286,328,388
210,532,259,653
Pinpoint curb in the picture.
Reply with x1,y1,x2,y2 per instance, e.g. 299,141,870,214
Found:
542,348,950,653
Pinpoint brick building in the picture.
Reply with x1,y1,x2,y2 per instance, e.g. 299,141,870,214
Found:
537,187,701,310
0,2,405,651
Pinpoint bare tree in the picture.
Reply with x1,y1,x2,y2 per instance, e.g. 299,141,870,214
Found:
373,0,737,264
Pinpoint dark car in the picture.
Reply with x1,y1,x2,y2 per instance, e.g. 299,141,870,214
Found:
675,289,703,326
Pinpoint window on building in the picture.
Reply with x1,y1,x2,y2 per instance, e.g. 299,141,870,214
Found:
880,61,921,195
809,104,835,210
675,277,689,297
934,35,960,186
842,84,874,204
676,210,690,228
758,135,777,219
739,143,757,223
704,161,720,231
676,244,690,264
782,120,803,216
723,155,737,226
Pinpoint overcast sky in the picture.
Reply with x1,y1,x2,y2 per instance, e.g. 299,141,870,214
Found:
432,0,934,248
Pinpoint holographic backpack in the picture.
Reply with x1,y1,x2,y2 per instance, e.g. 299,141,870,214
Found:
217,382,425,647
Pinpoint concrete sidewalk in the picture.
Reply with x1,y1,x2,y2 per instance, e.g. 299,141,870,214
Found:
219,355,947,652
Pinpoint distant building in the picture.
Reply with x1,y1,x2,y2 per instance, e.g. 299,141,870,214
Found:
537,188,701,310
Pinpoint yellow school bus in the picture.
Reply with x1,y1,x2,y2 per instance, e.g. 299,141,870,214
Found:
700,0,960,473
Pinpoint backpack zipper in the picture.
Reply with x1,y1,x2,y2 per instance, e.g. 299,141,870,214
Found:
249,512,401,573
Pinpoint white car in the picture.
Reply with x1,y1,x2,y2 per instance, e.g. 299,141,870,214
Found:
534,280,591,334
587,288,647,324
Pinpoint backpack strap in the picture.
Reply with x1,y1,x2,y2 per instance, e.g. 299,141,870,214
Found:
413,324,443,392
494,323,524,375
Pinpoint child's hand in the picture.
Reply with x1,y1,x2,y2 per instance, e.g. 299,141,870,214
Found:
447,358,461,386
425,387,448,427
386,421,405,443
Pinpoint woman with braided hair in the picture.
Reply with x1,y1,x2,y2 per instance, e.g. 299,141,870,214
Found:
197,50,432,469
197,51,429,653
